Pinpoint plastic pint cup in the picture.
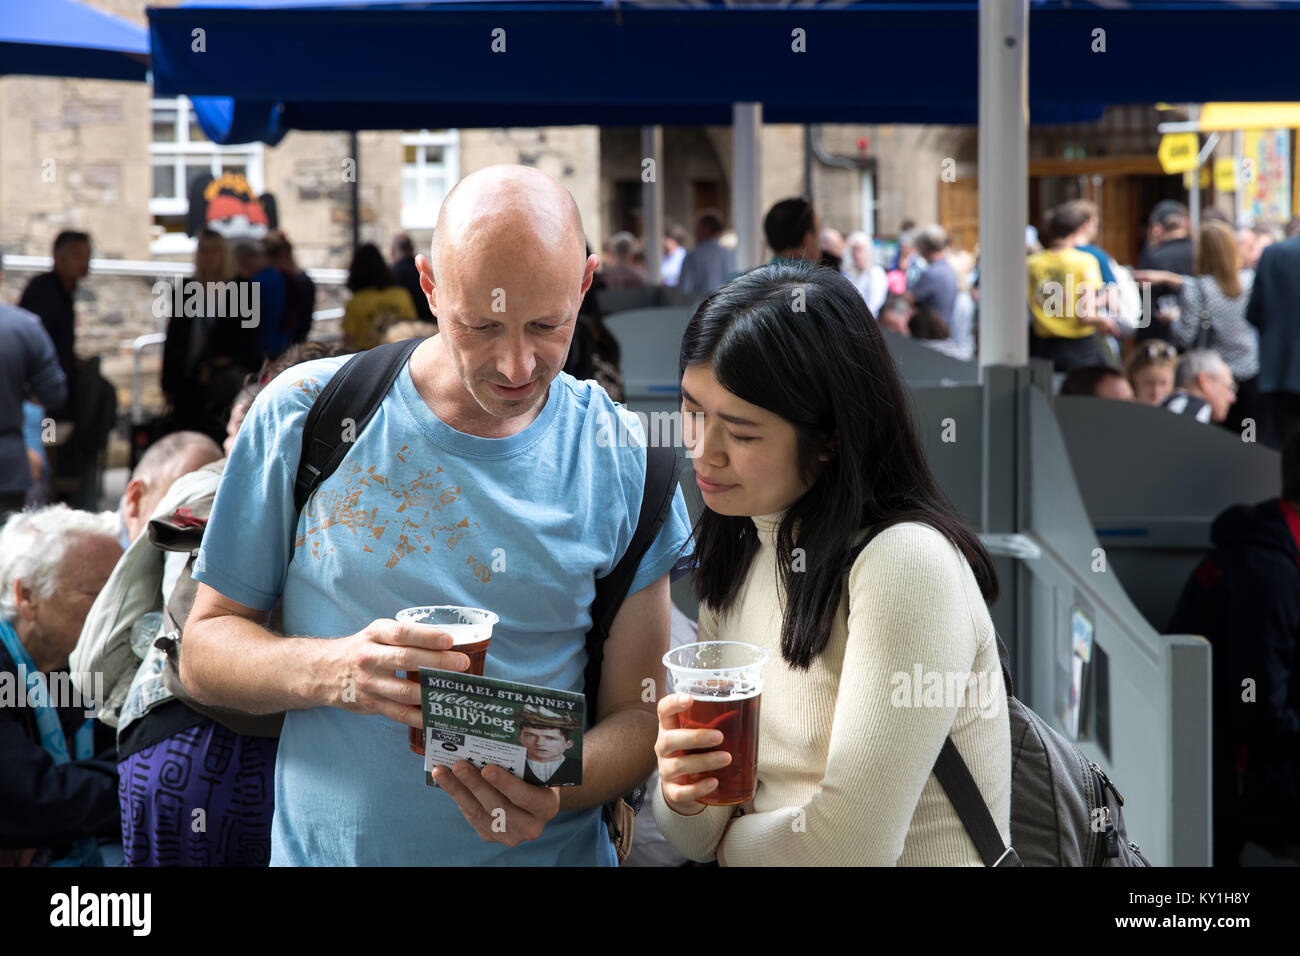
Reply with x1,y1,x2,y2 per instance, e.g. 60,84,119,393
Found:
396,605,499,755
663,641,769,806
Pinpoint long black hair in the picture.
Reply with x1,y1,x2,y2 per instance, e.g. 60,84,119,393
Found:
681,260,998,670
346,242,397,292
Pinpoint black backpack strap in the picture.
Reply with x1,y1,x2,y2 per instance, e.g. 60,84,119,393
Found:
583,443,679,708
933,736,1022,867
293,338,422,515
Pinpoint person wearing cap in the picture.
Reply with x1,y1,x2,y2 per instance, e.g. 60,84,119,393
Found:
1136,200,1193,346
518,705,582,787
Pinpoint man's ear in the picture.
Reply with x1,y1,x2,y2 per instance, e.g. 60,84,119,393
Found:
122,477,146,520
13,580,37,622
415,253,437,312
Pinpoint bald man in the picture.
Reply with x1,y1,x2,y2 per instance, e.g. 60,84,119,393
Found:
182,165,692,866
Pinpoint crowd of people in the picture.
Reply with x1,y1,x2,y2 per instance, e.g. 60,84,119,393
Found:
4,164,1299,867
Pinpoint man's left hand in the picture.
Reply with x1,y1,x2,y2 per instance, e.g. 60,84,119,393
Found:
433,760,562,847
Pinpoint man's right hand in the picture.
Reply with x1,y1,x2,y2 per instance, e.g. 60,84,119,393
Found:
326,619,471,729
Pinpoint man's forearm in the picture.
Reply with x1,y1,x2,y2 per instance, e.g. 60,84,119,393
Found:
182,614,333,715
557,708,658,812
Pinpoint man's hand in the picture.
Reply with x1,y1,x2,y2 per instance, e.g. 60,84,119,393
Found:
326,618,471,727
433,760,562,848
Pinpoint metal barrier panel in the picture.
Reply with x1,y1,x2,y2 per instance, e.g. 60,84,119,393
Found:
1056,395,1279,633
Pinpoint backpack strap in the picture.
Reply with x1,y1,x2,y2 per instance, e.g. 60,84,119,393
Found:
293,338,423,515
583,442,679,708
932,737,1022,866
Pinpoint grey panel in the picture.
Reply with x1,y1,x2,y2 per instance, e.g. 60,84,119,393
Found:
882,329,980,388
909,385,985,528
603,306,696,401
1056,395,1280,631
1023,386,1209,865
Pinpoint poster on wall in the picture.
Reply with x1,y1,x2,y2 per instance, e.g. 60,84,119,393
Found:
1236,129,1292,226
186,171,278,240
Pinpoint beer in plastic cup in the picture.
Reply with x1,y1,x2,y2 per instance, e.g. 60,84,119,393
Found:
663,641,769,806
396,605,499,755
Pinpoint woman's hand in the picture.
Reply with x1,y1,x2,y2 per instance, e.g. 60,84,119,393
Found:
655,692,731,816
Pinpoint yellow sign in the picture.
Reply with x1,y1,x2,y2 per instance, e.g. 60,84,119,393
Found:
1214,157,1238,193
1182,167,1211,189
1159,133,1199,174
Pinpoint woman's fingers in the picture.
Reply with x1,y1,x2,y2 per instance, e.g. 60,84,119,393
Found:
655,728,725,757
660,750,732,784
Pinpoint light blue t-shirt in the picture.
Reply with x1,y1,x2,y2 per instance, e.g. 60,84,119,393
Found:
193,353,693,866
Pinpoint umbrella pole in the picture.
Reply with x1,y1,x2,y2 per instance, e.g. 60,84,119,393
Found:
978,0,1029,370
641,125,664,285
732,102,762,273
351,131,361,251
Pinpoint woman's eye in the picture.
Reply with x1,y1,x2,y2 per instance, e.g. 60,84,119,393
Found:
729,433,756,443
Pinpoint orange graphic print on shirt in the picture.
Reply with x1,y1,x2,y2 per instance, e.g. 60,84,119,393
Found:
294,440,486,577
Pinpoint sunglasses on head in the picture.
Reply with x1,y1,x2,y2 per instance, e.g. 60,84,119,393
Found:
1140,342,1177,359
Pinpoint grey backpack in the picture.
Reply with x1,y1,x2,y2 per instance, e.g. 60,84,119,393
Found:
933,633,1151,866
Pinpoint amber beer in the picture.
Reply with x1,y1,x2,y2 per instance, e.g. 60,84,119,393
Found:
664,641,770,808
395,606,499,756
680,682,762,806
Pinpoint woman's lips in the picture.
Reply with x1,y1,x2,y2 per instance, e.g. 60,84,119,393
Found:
695,474,736,494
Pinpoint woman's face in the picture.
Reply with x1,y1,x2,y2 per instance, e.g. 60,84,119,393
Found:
1131,366,1174,406
680,364,825,518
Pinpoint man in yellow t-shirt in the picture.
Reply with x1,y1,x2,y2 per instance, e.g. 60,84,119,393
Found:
1027,204,1119,372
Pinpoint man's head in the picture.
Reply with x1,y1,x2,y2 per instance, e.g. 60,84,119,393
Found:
391,233,415,262
418,164,596,424
1060,365,1134,401
1042,204,1090,247
1148,200,1189,245
914,224,950,262
763,198,819,261
664,225,688,255
52,231,91,288
694,210,725,244
877,295,913,335
1176,349,1236,423
608,231,637,264
518,721,575,762
0,505,122,672
1061,200,1099,244
232,239,267,279
120,431,223,544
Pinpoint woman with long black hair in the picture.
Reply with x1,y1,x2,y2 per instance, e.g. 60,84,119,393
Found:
652,260,1010,865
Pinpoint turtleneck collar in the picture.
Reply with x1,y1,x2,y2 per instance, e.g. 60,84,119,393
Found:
750,511,786,537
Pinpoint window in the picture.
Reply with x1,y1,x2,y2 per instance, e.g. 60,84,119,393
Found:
401,130,460,229
149,97,264,254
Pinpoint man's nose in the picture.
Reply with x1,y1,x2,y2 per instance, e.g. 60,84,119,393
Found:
498,333,536,385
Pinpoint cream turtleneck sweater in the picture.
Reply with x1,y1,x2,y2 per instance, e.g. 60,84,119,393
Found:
652,514,1011,866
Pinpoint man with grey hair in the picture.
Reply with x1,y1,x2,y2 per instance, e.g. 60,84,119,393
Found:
117,431,223,548
0,504,123,866
601,231,648,289
909,224,959,330
1163,349,1237,425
